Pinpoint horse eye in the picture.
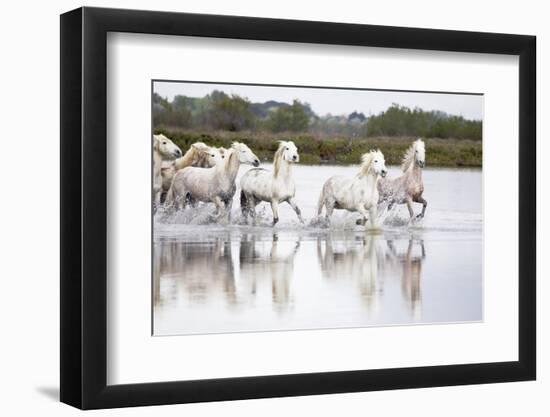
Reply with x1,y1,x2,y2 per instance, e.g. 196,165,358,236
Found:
221,155,225,159
375,160,378,163
286,147,289,150
162,142,167,145
210,154,215,157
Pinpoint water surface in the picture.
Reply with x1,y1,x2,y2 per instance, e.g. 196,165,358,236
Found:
153,165,482,336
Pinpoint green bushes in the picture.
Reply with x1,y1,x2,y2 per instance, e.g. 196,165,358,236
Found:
266,100,311,132
152,91,482,167
366,104,482,141
153,127,482,168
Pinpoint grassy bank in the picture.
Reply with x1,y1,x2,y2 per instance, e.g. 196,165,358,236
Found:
154,127,482,168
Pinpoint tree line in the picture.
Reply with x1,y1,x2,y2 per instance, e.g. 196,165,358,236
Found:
153,90,482,141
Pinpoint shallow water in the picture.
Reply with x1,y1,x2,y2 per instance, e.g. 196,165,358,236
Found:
153,165,482,336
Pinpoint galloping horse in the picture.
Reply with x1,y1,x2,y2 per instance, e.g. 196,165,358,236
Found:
317,150,387,228
378,139,427,220
166,142,260,220
160,142,216,202
240,141,304,226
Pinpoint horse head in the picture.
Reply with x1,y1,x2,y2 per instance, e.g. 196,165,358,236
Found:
206,147,225,166
413,139,426,168
277,141,300,163
153,134,182,160
189,142,217,168
231,142,260,167
361,150,387,178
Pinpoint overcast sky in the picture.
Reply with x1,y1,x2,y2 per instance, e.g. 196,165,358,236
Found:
153,81,483,120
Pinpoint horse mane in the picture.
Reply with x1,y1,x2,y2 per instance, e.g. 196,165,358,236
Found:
175,142,210,170
153,135,161,152
401,139,423,172
358,150,377,177
273,142,286,178
225,146,238,174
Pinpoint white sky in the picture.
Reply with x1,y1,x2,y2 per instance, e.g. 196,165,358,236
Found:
153,81,483,120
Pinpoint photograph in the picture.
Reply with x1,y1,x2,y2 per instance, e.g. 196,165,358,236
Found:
152,81,483,336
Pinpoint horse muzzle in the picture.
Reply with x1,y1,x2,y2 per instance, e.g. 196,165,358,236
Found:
417,161,425,168
381,170,387,178
253,159,260,167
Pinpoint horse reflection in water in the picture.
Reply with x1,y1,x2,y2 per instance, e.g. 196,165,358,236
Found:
316,234,427,319
238,234,300,314
381,238,426,320
317,235,382,314
153,232,428,333
154,233,300,314
153,235,238,308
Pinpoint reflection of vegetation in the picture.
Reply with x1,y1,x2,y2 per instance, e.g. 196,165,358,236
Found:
153,91,482,167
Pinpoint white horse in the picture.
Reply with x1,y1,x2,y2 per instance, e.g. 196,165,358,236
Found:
317,150,387,227
378,139,427,220
166,142,260,219
160,142,217,202
153,134,181,206
240,141,304,226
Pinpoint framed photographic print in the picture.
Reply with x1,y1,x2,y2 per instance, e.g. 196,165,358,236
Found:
60,6,536,409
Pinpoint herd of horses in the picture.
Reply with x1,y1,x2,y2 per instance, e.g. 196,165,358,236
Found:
153,133,427,227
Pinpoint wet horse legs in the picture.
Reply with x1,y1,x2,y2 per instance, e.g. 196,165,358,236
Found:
414,196,428,219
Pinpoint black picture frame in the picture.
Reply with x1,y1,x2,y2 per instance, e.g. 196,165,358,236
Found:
60,6,536,410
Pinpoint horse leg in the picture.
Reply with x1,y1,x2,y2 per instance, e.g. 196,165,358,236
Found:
414,196,427,219
225,198,234,222
154,189,161,210
287,198,304,224
270,200,280,226
249,199,259,225
170,188,186,212
324,199,335,222
213,196,226,221
405,197,415,220
368,206,378,228
356,206,369,226
185,192,196,208
240,191,250,220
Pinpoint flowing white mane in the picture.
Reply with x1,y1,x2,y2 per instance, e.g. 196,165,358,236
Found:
401,139,424,172
224,144,239,174
273,141,288,178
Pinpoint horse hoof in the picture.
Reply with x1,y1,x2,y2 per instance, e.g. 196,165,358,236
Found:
273,218,279,226
356,218,366,226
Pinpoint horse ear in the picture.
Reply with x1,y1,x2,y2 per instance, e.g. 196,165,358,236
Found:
153,136,160,151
